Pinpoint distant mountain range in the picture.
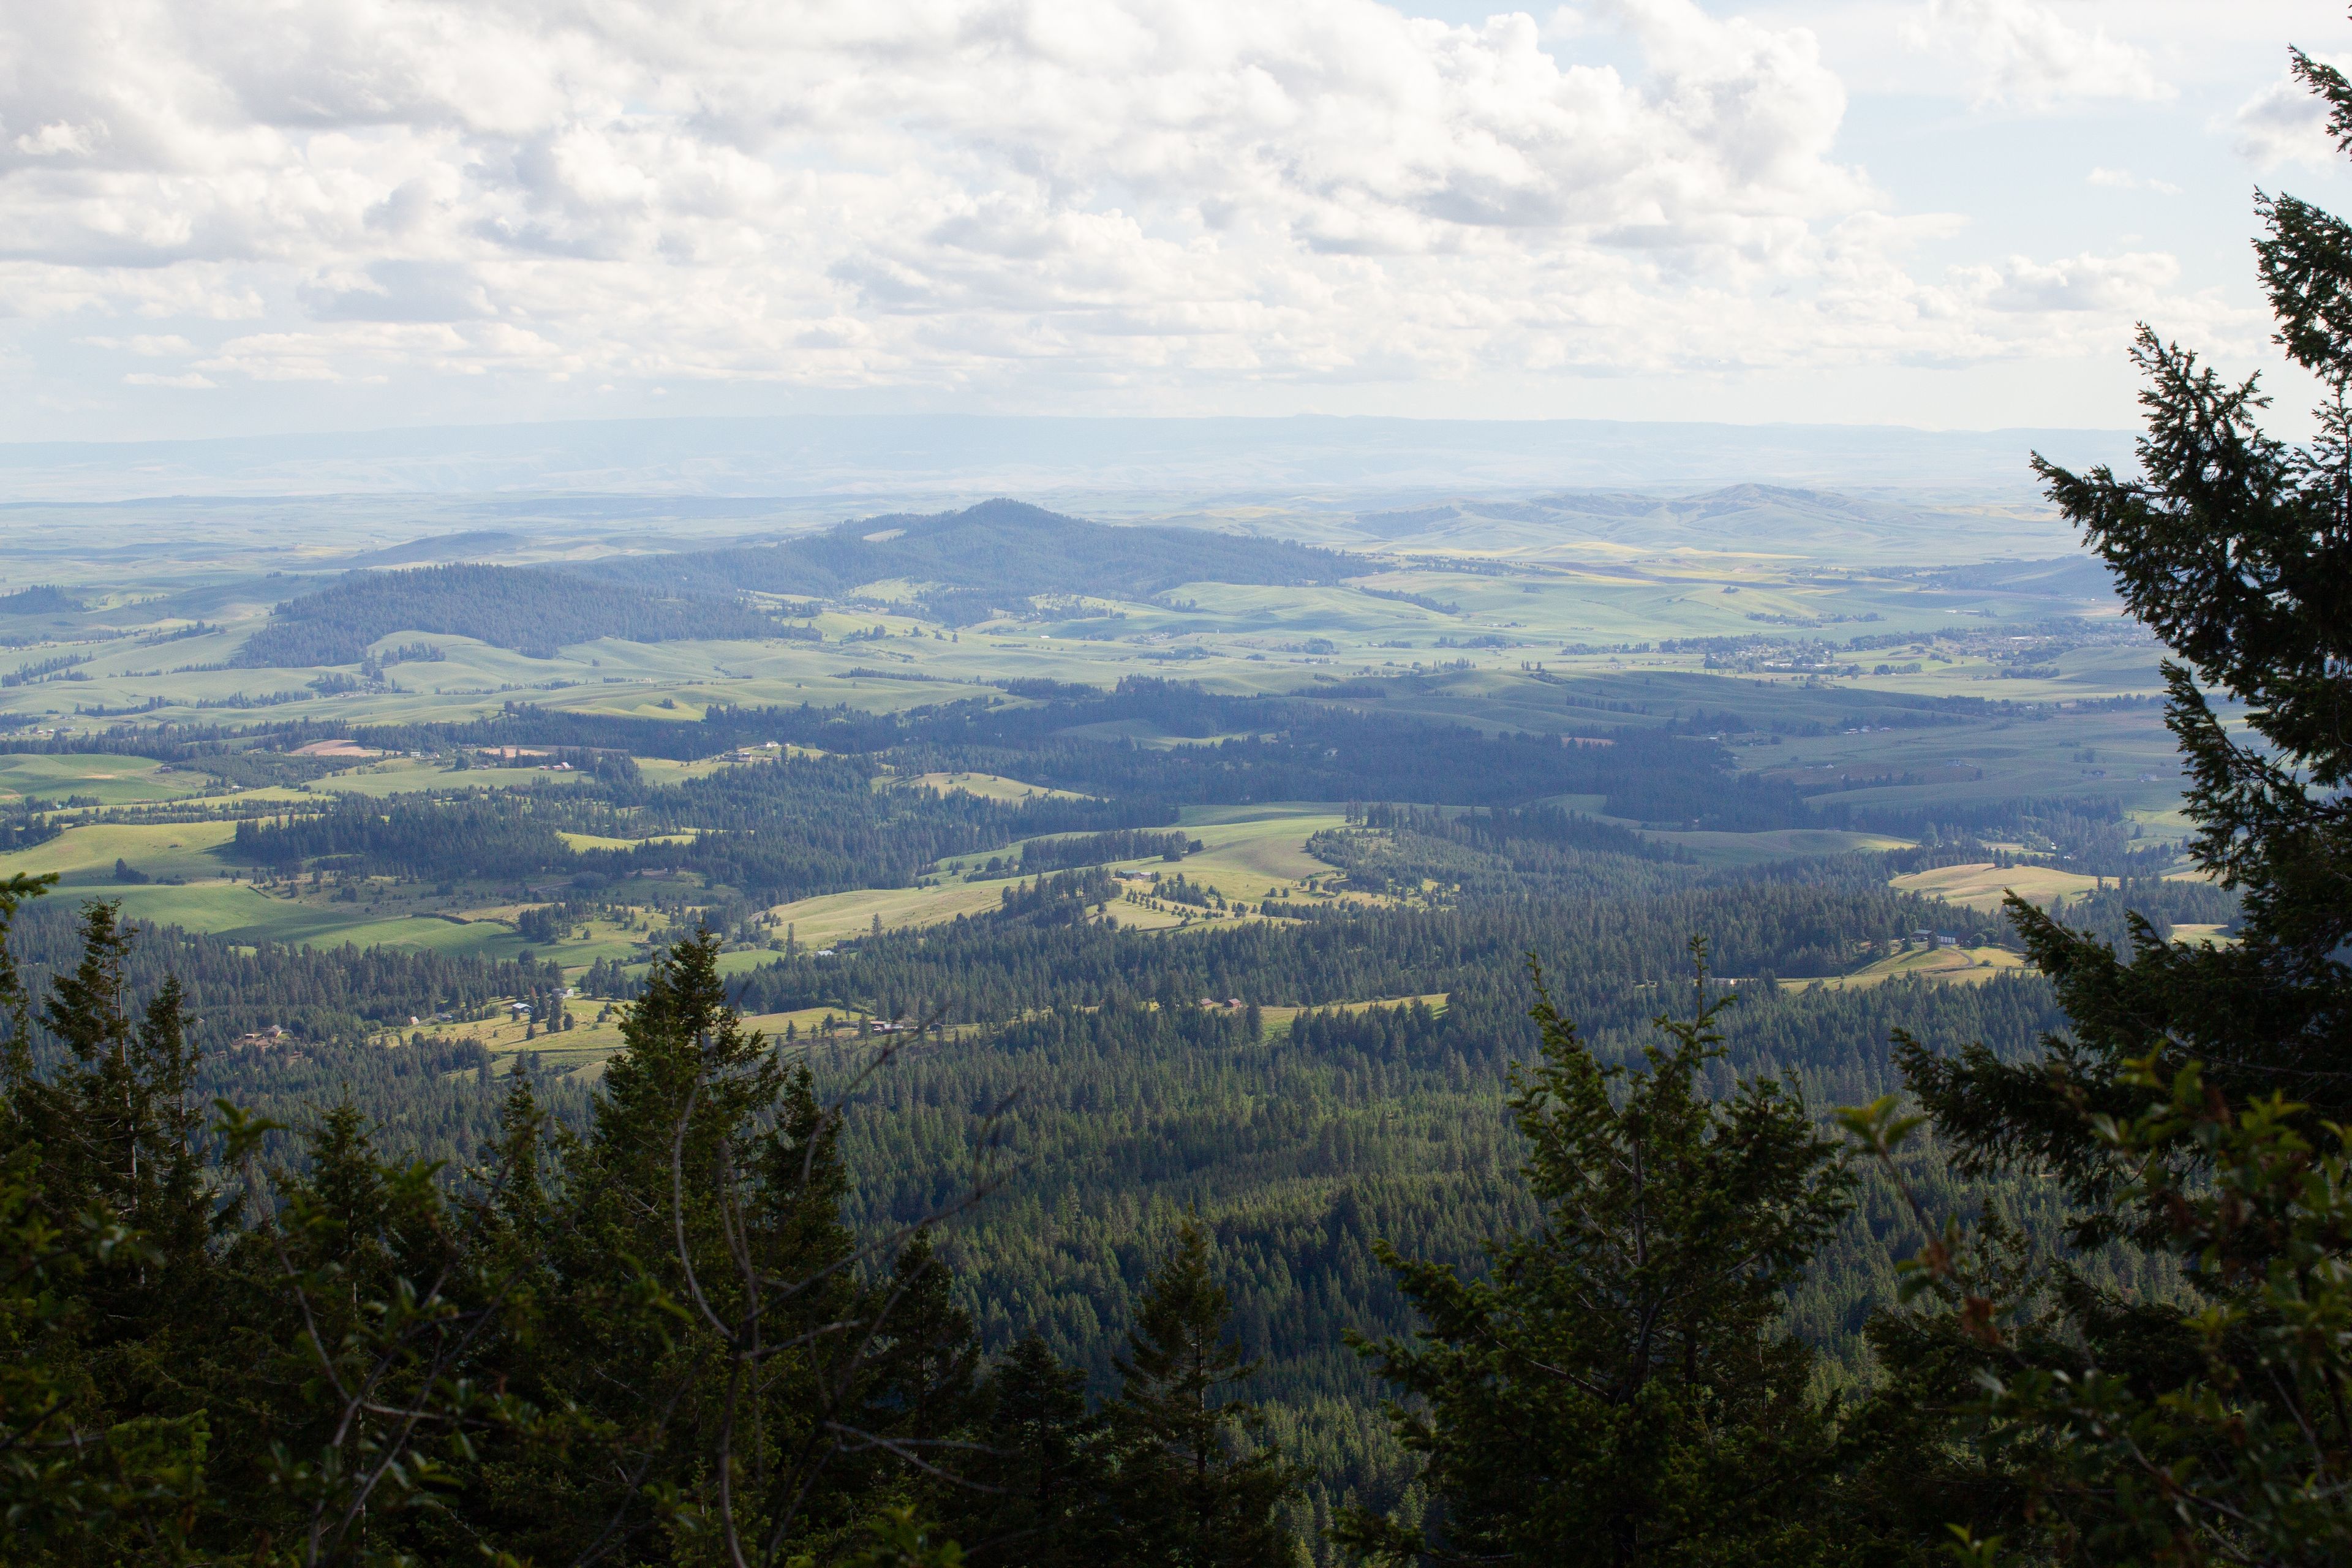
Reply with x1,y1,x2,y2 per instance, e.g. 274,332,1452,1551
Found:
1335,483,2076,564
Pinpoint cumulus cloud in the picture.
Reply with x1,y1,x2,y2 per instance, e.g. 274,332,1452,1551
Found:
0,0,2230,406
1904,0,2171,111
2227,60,2350,168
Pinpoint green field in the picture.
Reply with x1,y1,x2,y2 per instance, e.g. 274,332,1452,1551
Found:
0,753,214,807
894,771,1091,802
1,820,241,884
53,882,521,954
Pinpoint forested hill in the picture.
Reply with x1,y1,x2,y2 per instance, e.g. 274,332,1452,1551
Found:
232,562,783,666
597,498,1364,620
0,584,83,616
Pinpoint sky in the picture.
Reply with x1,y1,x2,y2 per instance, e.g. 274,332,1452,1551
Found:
2,0,2346,444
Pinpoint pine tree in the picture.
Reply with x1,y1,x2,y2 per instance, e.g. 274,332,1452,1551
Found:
0,873,208,1555
36,903,206,1238
8,903,213,1430
1109,1217,1305,1568
1340,949,1854,1566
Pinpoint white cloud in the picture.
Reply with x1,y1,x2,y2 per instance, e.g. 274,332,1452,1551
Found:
1974,251,2179,313
0,0,2233,411
1904,0,2172,111
123,371,216,388
2226,61,2348,168
2086,167,2182,195
13,123,100,157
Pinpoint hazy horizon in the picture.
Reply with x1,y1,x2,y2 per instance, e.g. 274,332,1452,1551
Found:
0,411,2140,508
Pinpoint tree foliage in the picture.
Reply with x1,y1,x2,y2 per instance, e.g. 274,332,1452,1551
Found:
1340,947,1853,1566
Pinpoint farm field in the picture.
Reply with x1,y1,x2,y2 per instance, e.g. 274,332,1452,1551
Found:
1170,805,1353,897
761,880,1028,947
554,830,696,852
0,820,241,884
760,804,1353,944
77,882,521,954
306,756,456,796
1890,860,2116,913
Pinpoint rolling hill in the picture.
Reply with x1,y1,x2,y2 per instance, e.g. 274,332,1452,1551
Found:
343,530,531,567
232,563,783,667
597,498,1365,622
0,585,86,616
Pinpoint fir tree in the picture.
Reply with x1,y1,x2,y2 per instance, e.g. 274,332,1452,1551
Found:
1341,948,1854,1566
1850,37,2352,1564
1109,1217,1306,1568
1905,55,2352,1229
939,1335,1112,1566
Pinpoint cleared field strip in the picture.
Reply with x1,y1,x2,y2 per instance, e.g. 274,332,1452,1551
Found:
1781,944,2029,992
1886,859,2215,913
555,830,698,852
1261,992,1450,1038
443,993,1455,1085
893,771,1093,802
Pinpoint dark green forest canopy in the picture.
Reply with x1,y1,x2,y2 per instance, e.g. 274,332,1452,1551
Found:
592,498,1366,621
224,752,1169,901
734,883,2011,1022
232,561,786,666
325,680,1835,827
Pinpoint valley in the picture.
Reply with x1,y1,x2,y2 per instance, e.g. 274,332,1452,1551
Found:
0,490,2225,1547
